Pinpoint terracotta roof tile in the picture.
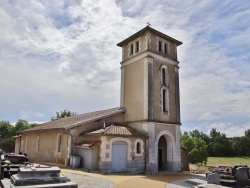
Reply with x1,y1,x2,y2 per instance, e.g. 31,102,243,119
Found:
22,107,125,132
82,124,148,137
75,141,100,148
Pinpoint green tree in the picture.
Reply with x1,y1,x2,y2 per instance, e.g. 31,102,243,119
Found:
0,138,15,153
11,119,30,135
245,129,250,137
0,119,38,152
51,109,77,121
181,134,208,165
0,121,12,139
189,129,210,145
209,129,232,157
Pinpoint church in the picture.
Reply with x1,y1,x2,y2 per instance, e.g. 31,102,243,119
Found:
14,26,183,174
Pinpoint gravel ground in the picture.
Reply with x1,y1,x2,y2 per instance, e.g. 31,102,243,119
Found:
165,176,207,188
62,171,115,188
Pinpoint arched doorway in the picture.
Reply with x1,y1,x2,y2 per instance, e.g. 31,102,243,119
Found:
155,130,175,172
111,141,127,172
158,135,167,171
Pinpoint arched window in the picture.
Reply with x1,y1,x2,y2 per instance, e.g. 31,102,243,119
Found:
36,136,40,152
134,139,144,156
161,65,170,114
161,66,169,86
56,134,61,153
136,142,141,154
162,68,165,86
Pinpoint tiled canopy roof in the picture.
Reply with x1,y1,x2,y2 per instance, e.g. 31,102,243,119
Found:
75,141,101,148
22,107,125,132
82,124,148,137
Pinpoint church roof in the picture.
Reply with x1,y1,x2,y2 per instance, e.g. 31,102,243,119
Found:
22,107,125,132
81,124,148,137
117,26,183,47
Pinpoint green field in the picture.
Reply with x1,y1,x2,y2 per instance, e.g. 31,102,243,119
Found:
207,157,250,167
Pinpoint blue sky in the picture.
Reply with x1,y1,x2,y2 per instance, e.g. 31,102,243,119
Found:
0,0,249,137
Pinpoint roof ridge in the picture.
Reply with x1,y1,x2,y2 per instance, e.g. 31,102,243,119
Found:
104,124,115,133
22,107,126,132
127,125,148,136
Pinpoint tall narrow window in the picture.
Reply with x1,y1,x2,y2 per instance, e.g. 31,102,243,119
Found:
130,44,134,55
135,41,139,53
161,65,170,114
163,89,166,112
162,69,165,86
57,134,61,153
164,43,168,54
136,142,141,154
158,41,162,52
36,136,40,152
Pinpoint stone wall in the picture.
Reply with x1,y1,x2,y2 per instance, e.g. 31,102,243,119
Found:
127,160,145,173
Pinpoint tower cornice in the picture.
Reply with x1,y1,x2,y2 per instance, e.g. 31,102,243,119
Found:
120,50,180,68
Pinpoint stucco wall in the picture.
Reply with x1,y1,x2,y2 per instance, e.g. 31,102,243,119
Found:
19,130,68,164
121,31,177,62
99,136,146,173
149,33,177,60
123,59,145,122
152,59,178,122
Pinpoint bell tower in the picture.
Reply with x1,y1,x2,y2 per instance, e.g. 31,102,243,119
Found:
117,26,182,124
117,26,183,173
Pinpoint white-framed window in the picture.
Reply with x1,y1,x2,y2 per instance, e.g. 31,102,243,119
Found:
157,37,170,56
134,139,144,156
56,133,61,153
128,38,141,57
36,136,40,152
160,65,170,115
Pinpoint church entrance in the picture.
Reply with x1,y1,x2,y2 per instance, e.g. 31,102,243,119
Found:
155,130,176,172
158,135,167,171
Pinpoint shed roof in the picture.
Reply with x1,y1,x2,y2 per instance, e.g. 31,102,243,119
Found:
22,107,125,132
75,141,101,148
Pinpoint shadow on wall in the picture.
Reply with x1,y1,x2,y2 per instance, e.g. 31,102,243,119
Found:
181,147,190,171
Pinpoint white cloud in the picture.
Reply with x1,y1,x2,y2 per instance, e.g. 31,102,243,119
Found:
207,122,250,137
0,0,249,137
198,112,218,121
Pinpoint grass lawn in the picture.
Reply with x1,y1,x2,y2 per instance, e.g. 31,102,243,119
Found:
207,157,250,167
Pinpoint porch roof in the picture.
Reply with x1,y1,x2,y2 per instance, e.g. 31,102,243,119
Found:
75,141,101,148
22,107,125,132
81,124,148,137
